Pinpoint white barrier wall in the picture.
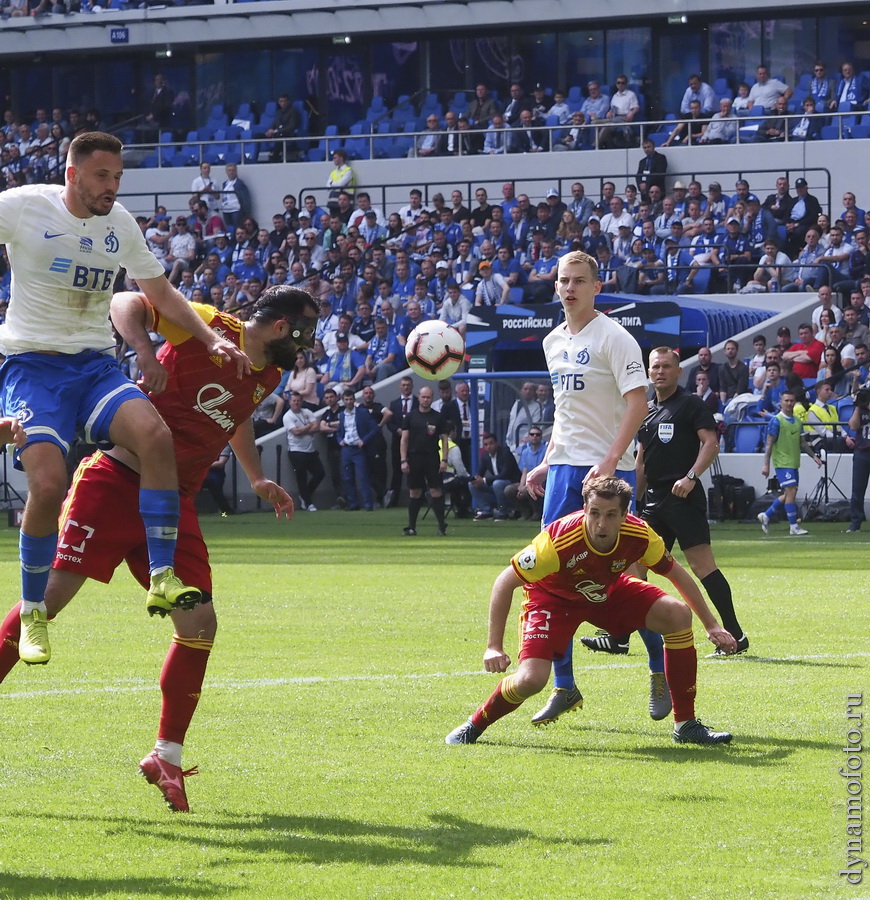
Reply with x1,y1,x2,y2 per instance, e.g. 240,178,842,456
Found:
119,138,854,228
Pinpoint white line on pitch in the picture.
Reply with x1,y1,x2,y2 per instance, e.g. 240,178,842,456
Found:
1,652,867,700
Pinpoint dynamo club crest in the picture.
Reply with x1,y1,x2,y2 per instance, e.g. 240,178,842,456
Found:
658,423,674,444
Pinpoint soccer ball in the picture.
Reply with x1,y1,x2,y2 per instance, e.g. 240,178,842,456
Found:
405,322,465,380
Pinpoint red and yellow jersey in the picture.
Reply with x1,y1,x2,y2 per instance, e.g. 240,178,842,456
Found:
151,302,280,495
510,510,674,604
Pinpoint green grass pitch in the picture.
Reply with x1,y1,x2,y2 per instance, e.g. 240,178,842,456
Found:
0,511,866,899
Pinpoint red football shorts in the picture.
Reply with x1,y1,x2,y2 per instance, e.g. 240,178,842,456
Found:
517,575,666,662
54,452,212,593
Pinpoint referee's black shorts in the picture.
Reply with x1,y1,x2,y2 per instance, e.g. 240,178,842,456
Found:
640,485,711,552
407,451,443,492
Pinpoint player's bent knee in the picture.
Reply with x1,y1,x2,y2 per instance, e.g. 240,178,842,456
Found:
171,602,217,640
514,660,551,697
647,595,692,633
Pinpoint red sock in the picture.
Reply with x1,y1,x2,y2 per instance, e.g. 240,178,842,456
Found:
663,629,698,722
470,675,525,732
0,602,22,683
157,636,213,744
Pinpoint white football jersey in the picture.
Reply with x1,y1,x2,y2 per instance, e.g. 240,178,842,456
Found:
543,312,647,468
0,184,164,355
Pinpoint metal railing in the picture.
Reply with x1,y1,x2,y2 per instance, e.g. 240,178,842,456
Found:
120,108,866,170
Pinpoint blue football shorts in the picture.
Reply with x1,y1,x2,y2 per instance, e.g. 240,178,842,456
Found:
0,351,146,469
542,464,637,526
774,466,799,488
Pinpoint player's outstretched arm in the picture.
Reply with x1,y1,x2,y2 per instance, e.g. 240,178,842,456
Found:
484,566,523,672
229,419,294,519
0,416,26,448
109,291,167,396
667,560,736,653
136,275,252,379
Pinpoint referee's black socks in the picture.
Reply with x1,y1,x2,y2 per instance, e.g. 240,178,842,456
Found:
701,569,743,639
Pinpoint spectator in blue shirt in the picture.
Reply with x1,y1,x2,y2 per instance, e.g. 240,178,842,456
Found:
322,333,367,392
365,318,402,382
231,246,267,283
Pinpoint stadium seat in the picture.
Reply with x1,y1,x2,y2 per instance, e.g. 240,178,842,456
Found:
206,104,228,132
713,77,730,97
733,423,764,453
253,101,277,136
820,124,841,140
157,132,176,166
372,119,395,158
420,93,442,120
449,91,466,115
837,399,856,436
849,124,870,140
292,99,310,137
691,267,712,294
567,85,583,105
204,129,229,164
366,96,386,122
232,103,253,129
393,95,416,125
344,121,371,160
241,129,258,163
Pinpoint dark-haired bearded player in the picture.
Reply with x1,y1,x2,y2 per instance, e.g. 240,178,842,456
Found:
0,284,319,812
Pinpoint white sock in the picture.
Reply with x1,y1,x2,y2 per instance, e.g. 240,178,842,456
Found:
673,720,688,732
155,739,183,768
21,600,47,615
151,566,171,577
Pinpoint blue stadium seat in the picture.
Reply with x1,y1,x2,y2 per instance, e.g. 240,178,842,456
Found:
344,121,371,160
713,77,730,97
449,91,466,115
393,95,416,125
691,267,712,294
821,124,841,140
253,101,277,136
157,132,176,166
292,100,310,137
837,399,856,436
204,129,228,164
420,93,442,119
173,131,200,166
206,105,228,132
372,119,394,158
366,96,386,122
242,129,258,163
849,124,870,140
733,422,764,453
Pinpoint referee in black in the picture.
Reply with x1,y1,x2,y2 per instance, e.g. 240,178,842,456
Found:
399,384,450,536
583,346,748,657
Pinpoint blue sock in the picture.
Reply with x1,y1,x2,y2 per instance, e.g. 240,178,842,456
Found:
639,628,664,674
785,502,798,525
20,531,58,603
765,497,783,518
553,640,575,689
139,488,180,573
